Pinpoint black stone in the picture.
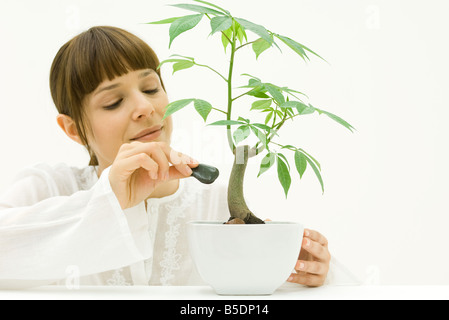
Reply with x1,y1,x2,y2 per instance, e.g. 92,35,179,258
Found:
191,164,219,184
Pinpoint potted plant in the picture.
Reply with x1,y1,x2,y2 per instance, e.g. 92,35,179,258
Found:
149,0,354,295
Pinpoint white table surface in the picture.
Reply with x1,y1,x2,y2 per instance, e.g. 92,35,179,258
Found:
1,283,448,300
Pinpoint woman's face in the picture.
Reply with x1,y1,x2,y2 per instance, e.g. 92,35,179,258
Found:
83,69,172,170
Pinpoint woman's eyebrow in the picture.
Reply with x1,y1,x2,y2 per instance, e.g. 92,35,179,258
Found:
95,83,121,96
139,69,155,79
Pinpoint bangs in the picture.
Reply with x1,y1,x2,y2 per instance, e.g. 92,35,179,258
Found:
67,26,162,98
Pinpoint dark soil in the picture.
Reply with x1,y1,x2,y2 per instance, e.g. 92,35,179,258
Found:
225,214,265,225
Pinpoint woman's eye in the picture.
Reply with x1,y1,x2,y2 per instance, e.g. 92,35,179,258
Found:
102,89,159,110
144,88,159,95
103,99,123,110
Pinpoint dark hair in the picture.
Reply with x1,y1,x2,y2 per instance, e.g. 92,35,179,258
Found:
50,26,165,165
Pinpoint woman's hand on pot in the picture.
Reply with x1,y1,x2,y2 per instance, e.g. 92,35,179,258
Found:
287,229,331,287
109,141,199,210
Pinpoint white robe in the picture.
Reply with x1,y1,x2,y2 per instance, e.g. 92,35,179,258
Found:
0,163,358,288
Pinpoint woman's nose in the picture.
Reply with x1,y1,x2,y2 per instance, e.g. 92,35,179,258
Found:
132,92,156,120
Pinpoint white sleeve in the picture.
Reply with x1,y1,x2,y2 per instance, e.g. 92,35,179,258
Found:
325,256,361,286
0,166,151,282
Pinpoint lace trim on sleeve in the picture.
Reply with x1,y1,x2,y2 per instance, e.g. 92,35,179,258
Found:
106,268,132,286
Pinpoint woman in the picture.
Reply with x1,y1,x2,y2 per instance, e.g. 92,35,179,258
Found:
0,26,331,288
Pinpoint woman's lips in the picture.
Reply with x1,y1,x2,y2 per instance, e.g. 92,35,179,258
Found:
131,126,163,142
134,129,162,142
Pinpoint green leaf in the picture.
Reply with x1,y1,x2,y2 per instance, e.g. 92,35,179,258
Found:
221,28,232,52
265,83,285,105
251,99,272,110
194,99,212,122
258,152,276,177
170,54,195,61
163,99,195,119
316,108,355,133
275,34,308,62
294,151,307,179
305,154,324,194
295,102,315,115
299,148,321,171
233,125,251,144
147,17,183,24
278,101,314,116
251,123,272,131
298,42,327,63
157,58,188,70
210,16,233,35
171,3,224,16
280,101,301,110
234,18,273,44
169,14,204,48
282,87,308,99
281,144,297,151
250,126,267,148
275,34,326,62
172,60,195,74
246,87,269,99
208,120,245,126
297,150,324,193
252,38,272,59
237,116,250,123
193,0,230,15
277,153,290,171
264,111,273,125
157,55,198,72
276,109,284,119
236,22,248,45
277,155,292,198
241,73,261,82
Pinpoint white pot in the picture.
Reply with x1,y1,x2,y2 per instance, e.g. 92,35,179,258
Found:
187,221,304,295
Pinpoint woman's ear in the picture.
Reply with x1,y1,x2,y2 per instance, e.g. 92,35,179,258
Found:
56,114,83,145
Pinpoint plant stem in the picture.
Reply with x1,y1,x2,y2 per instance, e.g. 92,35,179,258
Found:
232,89,255,102
221,30,232,44
235,40,256,52
194,63,228,82
226,32,237,153
272,111,301,129
270,141,293,150
254,110,290,155
211,107,228,115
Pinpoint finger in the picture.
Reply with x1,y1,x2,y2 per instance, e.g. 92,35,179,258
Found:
159,144,199,176
155,142,198,166
146,146,170,181
171,152,196,176
287,272,325,287
167,165,195,180
304,229,328,247
295,260,328,276
118,142,199,179
301,237,331,262
115,153,159,180
117,142,171,180
116,141,148,159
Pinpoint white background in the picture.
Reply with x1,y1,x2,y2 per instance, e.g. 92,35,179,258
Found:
1,0,448,285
